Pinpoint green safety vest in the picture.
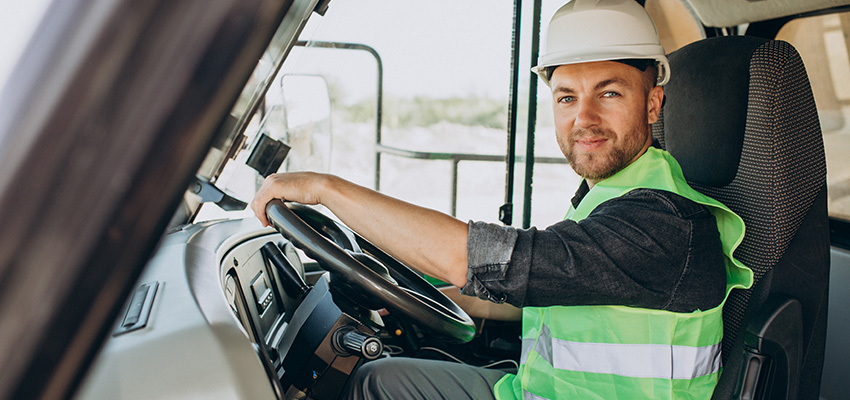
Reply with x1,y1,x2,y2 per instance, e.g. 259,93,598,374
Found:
493,147,753,399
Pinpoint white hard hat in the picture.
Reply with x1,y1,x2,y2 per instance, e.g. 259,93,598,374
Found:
532,0,670,86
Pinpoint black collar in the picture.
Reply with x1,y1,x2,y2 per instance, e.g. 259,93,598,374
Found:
570,180,590,209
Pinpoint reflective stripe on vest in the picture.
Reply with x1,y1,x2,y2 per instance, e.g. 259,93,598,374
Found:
493,148,753,400
523,325,721,379
554,340,721,380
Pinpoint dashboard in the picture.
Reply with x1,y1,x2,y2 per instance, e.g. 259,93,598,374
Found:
78,217,381,399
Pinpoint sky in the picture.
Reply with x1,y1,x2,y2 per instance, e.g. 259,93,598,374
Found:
290,0,564,102
0,0,564,101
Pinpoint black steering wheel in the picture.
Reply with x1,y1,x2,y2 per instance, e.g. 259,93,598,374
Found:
265,199,476,342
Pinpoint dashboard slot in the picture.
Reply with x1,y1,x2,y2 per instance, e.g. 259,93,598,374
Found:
251,270,274,316
113,281,159,336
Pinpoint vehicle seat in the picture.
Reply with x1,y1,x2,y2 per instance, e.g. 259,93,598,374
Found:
651,36,830,399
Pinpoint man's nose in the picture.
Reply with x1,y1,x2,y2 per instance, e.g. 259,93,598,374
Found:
574,99,601,129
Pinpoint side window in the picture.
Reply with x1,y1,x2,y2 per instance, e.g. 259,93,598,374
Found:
777,13,850,221
277,0,516,224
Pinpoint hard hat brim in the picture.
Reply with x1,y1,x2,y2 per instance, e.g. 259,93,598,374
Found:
532,55,671,87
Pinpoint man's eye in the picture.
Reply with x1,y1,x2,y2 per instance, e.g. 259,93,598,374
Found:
602,91,620,98
558,96,575,103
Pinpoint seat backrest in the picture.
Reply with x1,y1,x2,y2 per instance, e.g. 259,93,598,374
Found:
651,36,830,399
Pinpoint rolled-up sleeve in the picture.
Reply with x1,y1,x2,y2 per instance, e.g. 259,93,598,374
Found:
460,221,518,303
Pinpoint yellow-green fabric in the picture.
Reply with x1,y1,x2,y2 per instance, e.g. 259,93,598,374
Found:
494,148,753,399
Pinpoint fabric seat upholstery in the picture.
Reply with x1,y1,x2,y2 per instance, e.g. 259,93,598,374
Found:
651,36,829,399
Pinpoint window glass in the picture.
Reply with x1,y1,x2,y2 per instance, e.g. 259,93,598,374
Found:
196,0,515,224
778,13,850,221
309,0,514,224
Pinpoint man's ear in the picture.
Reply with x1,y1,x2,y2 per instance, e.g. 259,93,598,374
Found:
647,86,664,124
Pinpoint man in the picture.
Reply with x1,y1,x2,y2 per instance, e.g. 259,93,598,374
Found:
251,0,752,398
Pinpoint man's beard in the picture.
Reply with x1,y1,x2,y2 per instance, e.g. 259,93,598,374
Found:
563,126,646,181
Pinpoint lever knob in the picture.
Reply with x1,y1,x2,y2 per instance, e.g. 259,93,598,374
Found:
334,327,382,360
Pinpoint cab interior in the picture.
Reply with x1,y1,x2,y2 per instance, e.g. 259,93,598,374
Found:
0,0,848,399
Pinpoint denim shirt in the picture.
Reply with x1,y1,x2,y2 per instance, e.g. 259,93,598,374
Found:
461,183,727,313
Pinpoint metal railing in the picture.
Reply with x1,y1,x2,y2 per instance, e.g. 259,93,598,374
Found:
376,144,565,217
296,37,563,220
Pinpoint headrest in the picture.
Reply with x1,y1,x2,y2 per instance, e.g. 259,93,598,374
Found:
661,36,769,187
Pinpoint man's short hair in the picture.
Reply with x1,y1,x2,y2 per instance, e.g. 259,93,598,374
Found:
546,59,659,93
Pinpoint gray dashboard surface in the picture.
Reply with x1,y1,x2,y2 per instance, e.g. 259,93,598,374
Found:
77,220,279,399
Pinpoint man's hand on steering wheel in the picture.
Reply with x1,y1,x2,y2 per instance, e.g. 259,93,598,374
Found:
250,172,472,289
251,172,329,227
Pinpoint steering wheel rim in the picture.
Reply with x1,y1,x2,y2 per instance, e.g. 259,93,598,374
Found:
265,199,476,342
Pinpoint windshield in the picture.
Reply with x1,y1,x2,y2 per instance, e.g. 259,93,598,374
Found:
193,0,587,227
187,0,326,222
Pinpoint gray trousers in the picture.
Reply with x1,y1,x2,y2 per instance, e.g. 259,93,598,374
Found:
345,357,508,399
